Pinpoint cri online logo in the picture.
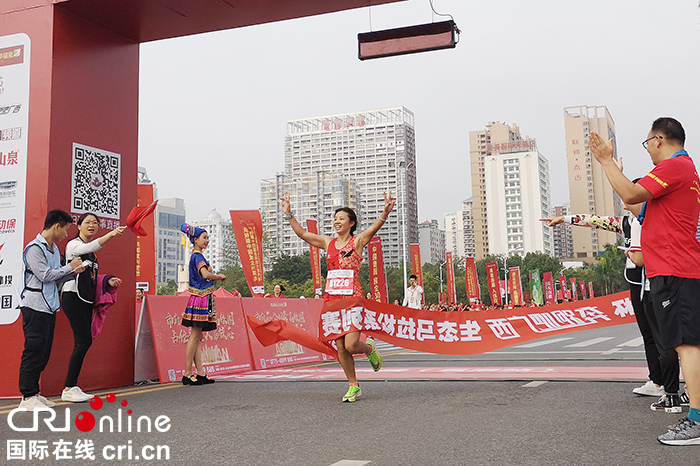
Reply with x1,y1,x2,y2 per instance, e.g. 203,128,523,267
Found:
8,393,171,433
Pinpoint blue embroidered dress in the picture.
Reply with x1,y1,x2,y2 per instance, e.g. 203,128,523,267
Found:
181,250,217,331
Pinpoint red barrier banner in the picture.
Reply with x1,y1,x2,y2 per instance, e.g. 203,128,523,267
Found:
508,267,523,306
465,257,480,301
230,210,265,296
589,282,595,299
486,262,501,306
579,280,587,300
307,292,636,355
147,296,254,383
570,278,578,301
241,297,330,369
446,252,456,304
410,243,423,287
543,272,556,305
306,219,323,297
368,237,388,303
135,184,156,295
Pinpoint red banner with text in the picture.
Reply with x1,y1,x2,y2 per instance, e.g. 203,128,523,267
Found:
508,267,523,306
589,282,595,299
543,272,555,305
486,262,501,306
230,210,265,296
570,277,578,301
306,220,323,297
465,257,480,301
135,184,156,295
410,243,423,287
368,237,388,303
446,252,456,304
579,280,587,300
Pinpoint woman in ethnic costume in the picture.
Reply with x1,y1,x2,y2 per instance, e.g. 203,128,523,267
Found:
280,191,395,402
180,224,227,386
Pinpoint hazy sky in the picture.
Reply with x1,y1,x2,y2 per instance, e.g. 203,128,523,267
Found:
139,0,700,226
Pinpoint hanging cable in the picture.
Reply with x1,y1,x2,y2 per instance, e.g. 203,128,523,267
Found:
429,0,460,43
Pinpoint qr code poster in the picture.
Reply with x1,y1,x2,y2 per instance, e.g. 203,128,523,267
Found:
71,142,121,219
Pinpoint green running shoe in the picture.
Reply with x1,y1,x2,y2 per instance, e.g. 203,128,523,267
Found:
366,338,383,372
342,384,362,402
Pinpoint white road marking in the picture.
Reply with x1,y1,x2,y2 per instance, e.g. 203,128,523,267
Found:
522,381,548,387
329,461,371,466
564,337,615,348
514,337,574,348
617,337,643,347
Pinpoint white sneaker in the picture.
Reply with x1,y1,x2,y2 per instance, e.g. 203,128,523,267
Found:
17,395,51,411
633,380,664,397
61,386,93,403
36,394,56,408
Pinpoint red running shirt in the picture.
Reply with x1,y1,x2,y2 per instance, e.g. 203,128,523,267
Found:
325,236,364,300
636,154,700,278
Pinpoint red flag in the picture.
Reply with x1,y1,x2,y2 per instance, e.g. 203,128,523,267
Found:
588,282,595,298
570,277,578,301
543,272,556,305
368,237,388,303
446,252,456,304
579,280,587,300
306,220,323,297
465,257,480,301
486,262,502,306
410,244,423,287
126,199,158,236
509,267,523,306
229,210,265,297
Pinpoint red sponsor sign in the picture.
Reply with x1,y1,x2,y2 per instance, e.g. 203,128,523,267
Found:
543,272,556,305
306,220,322,296
410,243,423,287
465,257,480,301
486,262,501,306
570,277,578,301
588,282,595,299
446,252,456,304
508,267,523,306
310,293,635,355
0,45,24,67
368,237,388,303
242,298,330,369
230,210,265,296
147,296,254,382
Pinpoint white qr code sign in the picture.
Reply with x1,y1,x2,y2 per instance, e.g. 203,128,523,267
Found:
71,142,121,219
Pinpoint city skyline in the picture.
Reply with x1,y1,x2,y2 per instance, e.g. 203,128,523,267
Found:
139,1,700,230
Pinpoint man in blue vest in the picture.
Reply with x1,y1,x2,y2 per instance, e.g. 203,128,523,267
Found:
17,210,85,411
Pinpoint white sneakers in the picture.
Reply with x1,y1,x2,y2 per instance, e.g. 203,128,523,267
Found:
17,395,53,411
633,380,665,397
61,386,93,403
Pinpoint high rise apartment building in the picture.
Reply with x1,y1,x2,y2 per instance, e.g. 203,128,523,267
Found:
260,173,362,257
191,208,235,273
564,105,622,260
552,204,574,259
418,219,445,265
470,122,541,258
280,107,418,266
444,199,474,259
484,147,553,255
155,198,186,285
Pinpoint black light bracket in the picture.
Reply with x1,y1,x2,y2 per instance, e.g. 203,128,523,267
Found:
358,19,459,61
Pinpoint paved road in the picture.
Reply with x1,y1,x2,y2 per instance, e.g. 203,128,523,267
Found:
2,323,698,465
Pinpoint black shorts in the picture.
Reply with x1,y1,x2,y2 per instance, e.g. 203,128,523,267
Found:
649,276,700,349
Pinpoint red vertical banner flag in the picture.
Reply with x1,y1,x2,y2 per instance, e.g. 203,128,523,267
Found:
559,276,568,301
485,262,502,306
508,267,523,306
588,282,594,299
306,220,323,297
135,184,156,295
464,257,480,301
410,243,423,287
229,210,265,297
368,237,388,303
446,252,456,304
542,272,556,305
579,280,587,300
570,277,578,301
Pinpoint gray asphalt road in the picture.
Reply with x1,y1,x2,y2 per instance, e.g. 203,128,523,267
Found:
2,323,697,465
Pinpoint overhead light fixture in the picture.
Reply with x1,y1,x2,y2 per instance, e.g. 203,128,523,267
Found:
358,19,458,61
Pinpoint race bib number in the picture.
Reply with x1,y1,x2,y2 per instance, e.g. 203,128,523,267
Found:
325,269,354,295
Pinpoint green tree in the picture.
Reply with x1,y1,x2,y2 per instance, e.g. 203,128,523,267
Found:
157,279,178,295
593,240,627,295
